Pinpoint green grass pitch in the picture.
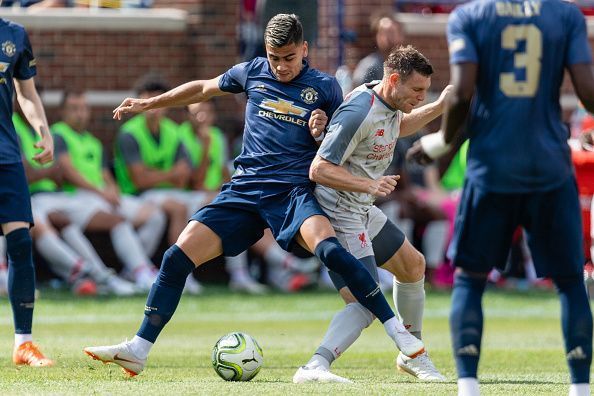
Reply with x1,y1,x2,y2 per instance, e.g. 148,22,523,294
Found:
0,287,580,395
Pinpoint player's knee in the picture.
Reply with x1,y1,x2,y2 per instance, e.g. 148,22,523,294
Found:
315,237,358,275
5,228,33,264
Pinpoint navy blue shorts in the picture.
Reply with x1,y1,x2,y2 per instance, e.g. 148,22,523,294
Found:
450,176,584,278
0,162,33,233
191,182,327,256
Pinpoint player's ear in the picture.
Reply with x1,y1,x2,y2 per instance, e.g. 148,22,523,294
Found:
302,41,308,58
388,72,400,86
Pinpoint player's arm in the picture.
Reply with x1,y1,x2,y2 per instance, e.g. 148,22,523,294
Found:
400,85,453,137
309,155,400,197
113,76,229,120
407,63,475,164
569,64,594,114
14,77,53,164
57,153,103,194
22,158,61,185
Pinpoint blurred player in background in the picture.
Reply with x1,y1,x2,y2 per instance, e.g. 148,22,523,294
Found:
0,18,54,367
84,13,424,377
407,0,594,394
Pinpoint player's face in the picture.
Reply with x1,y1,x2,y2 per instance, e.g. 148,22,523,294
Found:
389,71,431,113
265,41,308,83
62,94,90,132
187,102,215,130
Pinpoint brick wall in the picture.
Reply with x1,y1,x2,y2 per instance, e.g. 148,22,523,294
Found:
22,1,590,149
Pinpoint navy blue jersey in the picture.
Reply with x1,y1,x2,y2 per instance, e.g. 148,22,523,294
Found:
448,0,591,192
219,57,343,185
0,19,36,164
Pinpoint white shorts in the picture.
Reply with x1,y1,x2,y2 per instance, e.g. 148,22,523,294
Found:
140,189,212,218
32,190,145,229
323,204,388,259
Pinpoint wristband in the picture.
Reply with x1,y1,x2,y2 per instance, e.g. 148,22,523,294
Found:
314,130,326,142
419,131,451,159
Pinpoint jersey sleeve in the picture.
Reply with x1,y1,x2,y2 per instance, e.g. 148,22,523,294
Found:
565,4,592,66
447,7,478,64
218,61,250,94
322,78,344,120
318,94,370,166
14,28,36,80
117,133,142,165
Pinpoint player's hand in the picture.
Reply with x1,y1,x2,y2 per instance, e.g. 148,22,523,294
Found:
406,141,434,165
439,84,455,104
113,98,147,120
580,130,594,151
32,127,54,165
367,175,400,197
102,189,120,207
309,109,328,140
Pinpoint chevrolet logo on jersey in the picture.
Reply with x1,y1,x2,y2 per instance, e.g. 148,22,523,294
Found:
261,98,308,117
258,98,308,127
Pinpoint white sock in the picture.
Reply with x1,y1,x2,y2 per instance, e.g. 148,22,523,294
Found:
305,354,331,370
383,316,407,341
264,243,290,267
316,303,374,363
15,333,33,348
36,233,84,282
0,236,6,265
393,276,425,338
458,377,480,396
569,384,590,396
110,222,151,272
129,335,153,360
137,210,167,258
225,251,251,283
62,225,111,283
423,220,449,269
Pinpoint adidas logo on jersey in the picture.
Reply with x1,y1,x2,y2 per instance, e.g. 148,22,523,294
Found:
566,346,587,360
456,344,479,356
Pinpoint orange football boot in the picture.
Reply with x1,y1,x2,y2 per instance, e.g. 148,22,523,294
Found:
13,341,54,367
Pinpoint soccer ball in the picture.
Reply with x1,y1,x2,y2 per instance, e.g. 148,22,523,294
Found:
211,332,263,381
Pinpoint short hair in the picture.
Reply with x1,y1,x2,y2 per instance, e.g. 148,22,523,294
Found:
264,13,303,48
60,89,85,108
384,45,433,81
133,73,170,96
369,11,400,35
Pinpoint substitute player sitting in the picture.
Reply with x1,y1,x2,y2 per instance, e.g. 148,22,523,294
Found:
294,46,450,383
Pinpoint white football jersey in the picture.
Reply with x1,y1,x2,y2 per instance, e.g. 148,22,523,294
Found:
315,82,402,214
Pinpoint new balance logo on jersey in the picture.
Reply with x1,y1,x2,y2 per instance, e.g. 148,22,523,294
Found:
456,344,479,356
566,346,587,360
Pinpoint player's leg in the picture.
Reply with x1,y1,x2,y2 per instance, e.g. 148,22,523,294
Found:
269,185,423,358
140,189,192,245
525,178,592,395
0,235,8,295
448,180,517,396
371,209,444,381
120,195,167,259
84,187,266,376
0,162,52,367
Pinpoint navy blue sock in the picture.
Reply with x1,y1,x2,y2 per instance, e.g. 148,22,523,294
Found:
315,237,394,323
553,276,592,383
6,228,35,335
450,272,487,378
137,245,195,343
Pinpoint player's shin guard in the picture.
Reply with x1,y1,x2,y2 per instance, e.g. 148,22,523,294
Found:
315,237,394,323
553,276,593,384
137,245,195,343
5,228,35,334
449,272,487,379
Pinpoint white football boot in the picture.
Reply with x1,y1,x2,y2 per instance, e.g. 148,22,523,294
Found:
397,351,446,381
393,328,425,358
293,365,352,384
84,341,146,377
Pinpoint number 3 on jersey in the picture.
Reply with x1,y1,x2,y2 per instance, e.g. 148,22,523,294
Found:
499,24,542,97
